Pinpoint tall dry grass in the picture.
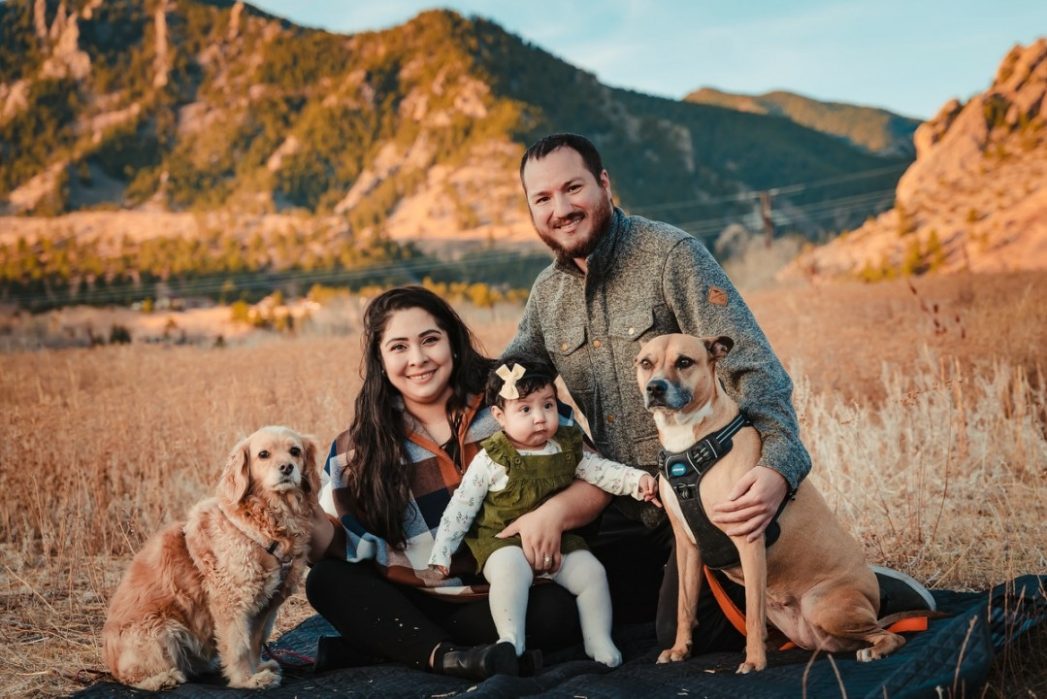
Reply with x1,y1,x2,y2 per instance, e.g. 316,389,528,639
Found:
1,275,1045,696
796,350,1047,588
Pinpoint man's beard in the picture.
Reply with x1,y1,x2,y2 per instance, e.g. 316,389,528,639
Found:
535,195,613,264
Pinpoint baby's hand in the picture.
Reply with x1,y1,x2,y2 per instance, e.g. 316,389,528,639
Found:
429,564,449,578
639,474,662,507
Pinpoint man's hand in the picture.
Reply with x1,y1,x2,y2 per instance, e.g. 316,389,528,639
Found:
496,504,565,574
710,466,788,542
429,564,449,578
638,473,662,507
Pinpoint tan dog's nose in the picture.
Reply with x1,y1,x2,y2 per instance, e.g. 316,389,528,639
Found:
646,379,669,407
279,462,294,476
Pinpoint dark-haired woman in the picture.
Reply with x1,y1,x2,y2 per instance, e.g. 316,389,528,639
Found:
307,286,607,680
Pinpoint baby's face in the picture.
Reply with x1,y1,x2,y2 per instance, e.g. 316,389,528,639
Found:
494,384,559,450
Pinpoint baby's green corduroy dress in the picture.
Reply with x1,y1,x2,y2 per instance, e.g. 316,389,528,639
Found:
463,424,589,572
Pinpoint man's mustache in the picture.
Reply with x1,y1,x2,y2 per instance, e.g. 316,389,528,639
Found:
552,212,585,228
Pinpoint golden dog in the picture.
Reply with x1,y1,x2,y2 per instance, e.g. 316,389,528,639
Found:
103,426,320,690
636,334,905,672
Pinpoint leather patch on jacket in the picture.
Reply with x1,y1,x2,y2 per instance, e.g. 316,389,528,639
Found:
708,286,728,306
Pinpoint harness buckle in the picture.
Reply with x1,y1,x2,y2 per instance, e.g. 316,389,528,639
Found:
674,482,697,500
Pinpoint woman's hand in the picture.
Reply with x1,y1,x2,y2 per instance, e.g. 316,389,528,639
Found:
429,564,449,579
710,466,788,542
496,504,566,573
308,508,340,564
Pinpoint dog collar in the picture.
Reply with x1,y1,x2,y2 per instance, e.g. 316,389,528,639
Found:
218,501,294,566
659,412,753,480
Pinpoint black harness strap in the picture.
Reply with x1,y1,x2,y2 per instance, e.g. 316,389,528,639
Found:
659,412,784,570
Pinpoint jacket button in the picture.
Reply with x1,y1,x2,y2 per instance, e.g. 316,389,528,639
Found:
606,415,615,424
560,342,569,351
627,327,635,335
592,339,602,348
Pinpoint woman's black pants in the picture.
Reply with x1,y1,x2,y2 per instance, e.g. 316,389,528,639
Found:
306,501,745,668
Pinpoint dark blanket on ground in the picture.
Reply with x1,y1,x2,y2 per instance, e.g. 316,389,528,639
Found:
78,575,1045,698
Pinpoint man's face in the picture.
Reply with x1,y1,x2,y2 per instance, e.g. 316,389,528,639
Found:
522,146,614,261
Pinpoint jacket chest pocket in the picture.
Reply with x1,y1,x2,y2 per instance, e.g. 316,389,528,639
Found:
608,307,658,362
545,324,592,392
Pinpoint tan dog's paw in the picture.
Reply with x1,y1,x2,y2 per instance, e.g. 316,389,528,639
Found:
656,645,692,663
857,647,883,662
232,667,282,689
736,658,767,673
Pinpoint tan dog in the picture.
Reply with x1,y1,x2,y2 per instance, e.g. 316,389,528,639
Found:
103,426,320,691
636,334,905,673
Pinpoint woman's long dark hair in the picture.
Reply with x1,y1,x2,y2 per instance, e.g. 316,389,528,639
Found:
347,286,492,548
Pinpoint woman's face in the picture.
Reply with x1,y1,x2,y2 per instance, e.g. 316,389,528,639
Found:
378,306,455,412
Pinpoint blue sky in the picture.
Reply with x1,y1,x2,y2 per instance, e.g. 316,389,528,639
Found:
249,1,1046,119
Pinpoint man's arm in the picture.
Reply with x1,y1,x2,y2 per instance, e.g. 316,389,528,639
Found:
502,283,550,361
662,237,812,539
496,479,610,573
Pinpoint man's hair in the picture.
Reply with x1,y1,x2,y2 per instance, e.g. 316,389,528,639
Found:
519,133,605,186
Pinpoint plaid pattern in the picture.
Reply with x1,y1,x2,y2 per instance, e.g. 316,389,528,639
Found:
321,395,576,598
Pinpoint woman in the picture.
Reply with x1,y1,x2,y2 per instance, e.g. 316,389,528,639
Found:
307,286,610,680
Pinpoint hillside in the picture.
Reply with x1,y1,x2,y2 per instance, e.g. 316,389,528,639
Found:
785,38,1047,280
0,0,909,308
684,87,920,157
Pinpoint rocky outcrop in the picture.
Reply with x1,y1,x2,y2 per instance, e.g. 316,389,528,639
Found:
786,38,1047,279
39,1,91,80
153,0,171,89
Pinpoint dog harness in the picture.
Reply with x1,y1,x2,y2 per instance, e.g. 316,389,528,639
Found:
658,412,784,570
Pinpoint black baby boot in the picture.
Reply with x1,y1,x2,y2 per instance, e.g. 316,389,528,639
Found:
433,641,518,680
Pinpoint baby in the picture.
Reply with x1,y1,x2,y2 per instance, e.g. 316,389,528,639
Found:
429,354,658,667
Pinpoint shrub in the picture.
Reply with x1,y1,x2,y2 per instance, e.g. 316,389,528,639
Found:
109,324,132,344
230,300,251,324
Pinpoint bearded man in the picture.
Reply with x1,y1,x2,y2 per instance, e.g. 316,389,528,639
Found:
499,132,934,652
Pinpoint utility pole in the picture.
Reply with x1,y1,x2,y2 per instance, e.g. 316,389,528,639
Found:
760,191,774,248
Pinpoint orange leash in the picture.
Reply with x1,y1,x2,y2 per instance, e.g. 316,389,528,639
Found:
702,565,931,651
703,566,748,636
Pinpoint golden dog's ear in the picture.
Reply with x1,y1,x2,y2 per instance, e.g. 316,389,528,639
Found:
301,436,322,496
218,437,252,503
703,335,734,361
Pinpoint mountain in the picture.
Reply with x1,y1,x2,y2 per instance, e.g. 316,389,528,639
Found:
784,38,1047,281
0,1,911,307
684,87,920,157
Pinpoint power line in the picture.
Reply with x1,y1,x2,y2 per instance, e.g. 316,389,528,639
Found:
672,188,895,234
628,163,907,215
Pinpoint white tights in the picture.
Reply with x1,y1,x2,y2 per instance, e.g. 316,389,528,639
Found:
483,546,622,667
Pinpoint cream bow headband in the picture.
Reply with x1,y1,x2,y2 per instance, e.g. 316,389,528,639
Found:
495,363,527,400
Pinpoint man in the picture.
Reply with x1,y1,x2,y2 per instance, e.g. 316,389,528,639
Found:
500,133,934,652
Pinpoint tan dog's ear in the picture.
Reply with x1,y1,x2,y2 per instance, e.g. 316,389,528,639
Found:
703,335,734,361
218,437,252,503
301,436,322,496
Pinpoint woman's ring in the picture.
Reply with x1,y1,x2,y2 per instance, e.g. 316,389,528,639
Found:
543,555,553,566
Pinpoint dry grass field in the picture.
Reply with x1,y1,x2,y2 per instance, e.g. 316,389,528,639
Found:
1,272,1045,697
